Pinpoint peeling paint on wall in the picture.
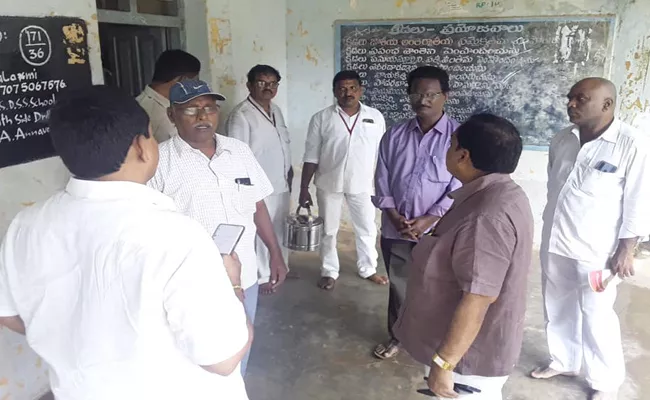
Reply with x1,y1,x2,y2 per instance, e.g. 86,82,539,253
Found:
619,35,650,123
395,0,417,7
220,75,237,87
297,21,309,37
209,18,232,55
305,45,320,65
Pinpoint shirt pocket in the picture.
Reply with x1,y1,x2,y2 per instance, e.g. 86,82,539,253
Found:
577,164,623,198
424,155,451,183
231,185,258,216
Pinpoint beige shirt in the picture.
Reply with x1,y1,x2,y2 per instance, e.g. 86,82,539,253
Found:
394,174,534,377
136,85,176,143
226,97,292,194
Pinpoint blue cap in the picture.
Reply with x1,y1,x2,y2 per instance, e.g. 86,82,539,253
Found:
169,79,226,104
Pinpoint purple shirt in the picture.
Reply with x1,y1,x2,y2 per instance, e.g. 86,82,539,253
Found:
372,114,461,241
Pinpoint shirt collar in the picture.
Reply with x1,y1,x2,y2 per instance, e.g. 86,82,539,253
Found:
144,85,170,108
410,113,450,135
65,178,176,210
570,118,621,144
335,102,365,117
449,173,512,205
171,134,232,159
247,96,275,118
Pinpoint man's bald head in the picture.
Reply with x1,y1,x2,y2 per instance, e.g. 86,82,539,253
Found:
567,77,617,126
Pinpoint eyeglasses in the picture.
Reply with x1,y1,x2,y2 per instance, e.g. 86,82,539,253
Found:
408,92,444,102
255,80,279,89
180,106,220,116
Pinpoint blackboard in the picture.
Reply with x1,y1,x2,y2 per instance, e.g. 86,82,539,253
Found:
335,17,615,148
0,16,92,169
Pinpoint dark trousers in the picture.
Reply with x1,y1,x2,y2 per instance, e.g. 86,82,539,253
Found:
380,237,416,342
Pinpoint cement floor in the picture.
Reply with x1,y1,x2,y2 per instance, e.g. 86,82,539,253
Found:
245,231,650,400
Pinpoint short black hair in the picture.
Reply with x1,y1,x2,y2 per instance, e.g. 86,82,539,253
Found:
247,64,281,83
456,113,523,174
333,70,362,88
407,66,450,94
49,85,150,180
152,50,201,83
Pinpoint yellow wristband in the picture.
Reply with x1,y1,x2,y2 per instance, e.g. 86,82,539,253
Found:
432,353,455,371
233,285,243,291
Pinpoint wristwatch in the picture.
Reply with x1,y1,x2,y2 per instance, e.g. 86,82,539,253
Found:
432,353,455,372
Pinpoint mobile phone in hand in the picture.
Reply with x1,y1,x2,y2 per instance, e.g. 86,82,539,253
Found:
212,224,245,255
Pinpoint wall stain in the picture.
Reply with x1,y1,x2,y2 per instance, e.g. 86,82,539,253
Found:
220,75,237,87
90,13,97,20
20,202,35,207
619,35,650,120
15,381,24,389
252,40,264,53
1,394,10,400
208,18,232,55
297,21,309,37
305,46,320,66
287,8,293,14
36,357,42,369
16,344,23,355
395,0,417,7
350,0,358,10
0,377,7,386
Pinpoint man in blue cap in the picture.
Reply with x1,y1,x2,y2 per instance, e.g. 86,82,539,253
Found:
148,80,288,375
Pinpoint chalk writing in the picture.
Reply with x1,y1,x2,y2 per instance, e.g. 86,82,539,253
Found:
337,18,613,146
0,16,92,168
19,25,52,66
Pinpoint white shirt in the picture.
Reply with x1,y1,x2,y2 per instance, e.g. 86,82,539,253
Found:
303,103,386,194
0,179,249,400
136,85,176,143
149,134,273,289
543,118,650,262
226,97,292,194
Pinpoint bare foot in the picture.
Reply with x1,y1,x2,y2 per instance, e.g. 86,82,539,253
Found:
366,274,389,285
317,277,336,291
258,282,276,295
530,366,579,380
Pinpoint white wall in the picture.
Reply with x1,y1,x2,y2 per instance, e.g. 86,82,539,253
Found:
284,0,650,243
0,2,104,398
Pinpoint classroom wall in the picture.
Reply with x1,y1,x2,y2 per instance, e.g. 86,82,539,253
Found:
284,0,650,243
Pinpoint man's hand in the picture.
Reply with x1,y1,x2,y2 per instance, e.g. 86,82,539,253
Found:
269,252,288,291
386,209,409,231
299,188,313,207
399,215,440,240
610,244,636,278
222,252,242,287
427,365,458,398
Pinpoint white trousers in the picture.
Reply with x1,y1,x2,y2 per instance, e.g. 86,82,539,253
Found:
256,192,290,285
541,251,625,392
423,366,508,399
316,189,378,279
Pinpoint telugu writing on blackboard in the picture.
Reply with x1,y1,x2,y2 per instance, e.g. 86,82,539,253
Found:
336,17,614,147
0,16,92,169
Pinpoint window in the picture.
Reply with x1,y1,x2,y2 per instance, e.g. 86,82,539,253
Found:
97,0,183,96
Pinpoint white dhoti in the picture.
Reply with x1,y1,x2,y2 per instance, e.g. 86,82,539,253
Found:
256,192,290,285
541,251,626,392
423,366,509,399
316,189,378,280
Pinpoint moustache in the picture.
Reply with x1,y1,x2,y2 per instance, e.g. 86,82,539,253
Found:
193,122,214,130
